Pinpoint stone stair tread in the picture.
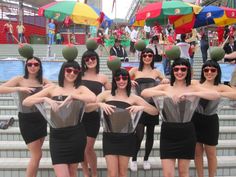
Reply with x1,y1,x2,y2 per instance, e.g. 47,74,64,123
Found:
1,126,236,134
0,156,235,169
0,139,235,150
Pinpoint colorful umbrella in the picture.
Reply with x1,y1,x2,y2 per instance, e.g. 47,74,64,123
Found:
214,6,236,26
90,5,113,28
135,1,201,26
38,1,99,26
194,5,224,28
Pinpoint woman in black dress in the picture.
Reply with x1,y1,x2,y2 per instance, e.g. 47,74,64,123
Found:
141,58,220,177
81,50,111,177
86,68,158,177
23,60,96,177
192,60,236,177
129,47,168,171
0,57,51,177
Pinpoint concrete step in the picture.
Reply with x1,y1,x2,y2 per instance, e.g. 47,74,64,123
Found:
0,156,235,177
0,114,236,127
0,126,236,141
0,139,235,158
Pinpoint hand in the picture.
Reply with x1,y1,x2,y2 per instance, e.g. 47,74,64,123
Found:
131,80,138,87
126,105,144,113
44,97,62,112
18,87,36,94
99,103,116,115
160,78,170,84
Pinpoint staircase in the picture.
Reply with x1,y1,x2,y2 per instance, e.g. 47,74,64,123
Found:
0,44,236,177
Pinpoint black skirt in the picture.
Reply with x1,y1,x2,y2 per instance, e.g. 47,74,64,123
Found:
82,111,100,138
192,112,219,146
138,112,159,126
160,121,196,159
103,132,136,157
50,123,86,165
18,112,47,144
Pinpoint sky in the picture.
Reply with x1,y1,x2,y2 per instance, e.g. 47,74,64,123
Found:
102,0,133,19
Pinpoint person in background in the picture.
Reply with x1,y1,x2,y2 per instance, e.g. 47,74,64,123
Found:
147,35,163,62
129,48,168,171
80,50,111,177
56,32,62,44
4,20,14,43
16,21,25,43
199,28,209,63
130,26,138,57
48,19,55,45
176,34,191,65
0,56,52,177
223,35,236,63
110,39,129,62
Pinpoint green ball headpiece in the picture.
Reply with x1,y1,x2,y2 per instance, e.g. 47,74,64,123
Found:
62,44,78,61
134,40,146,51
210,47,225,61
107,56,121,72
86,38,98,51
18,44,34,59
165,45,181,60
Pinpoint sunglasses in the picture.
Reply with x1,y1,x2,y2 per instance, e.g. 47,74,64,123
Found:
173,66,188,72
114,75,128,81
142,54,153,58
84,56,96,62
203,68,217,73
26,62,39,67
65,68,80,75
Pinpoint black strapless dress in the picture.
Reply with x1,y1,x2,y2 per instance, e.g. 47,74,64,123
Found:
17,87,47,144
49,96,86,165
82,80,103,138
102,101,136,157
135,78,159,125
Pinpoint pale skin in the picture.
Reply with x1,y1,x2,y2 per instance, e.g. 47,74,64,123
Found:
0,58,52,177
23,66,96,177
193,66,236,177
86,76,158,177
141,64,220,177
224,51,236,59
81,55,111,177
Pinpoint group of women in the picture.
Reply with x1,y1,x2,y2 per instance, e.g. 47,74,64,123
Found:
0,44,236,177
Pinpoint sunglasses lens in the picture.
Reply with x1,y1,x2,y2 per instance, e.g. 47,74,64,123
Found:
181,68,187,72
173,67,187,72
85,56,96,62
73,70,79,74
142,54,153,58
65,68,72,73
204,68,216,73
27,63,39,67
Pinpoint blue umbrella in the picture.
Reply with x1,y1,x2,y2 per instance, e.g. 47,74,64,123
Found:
89,5,113,28
194,5,224,28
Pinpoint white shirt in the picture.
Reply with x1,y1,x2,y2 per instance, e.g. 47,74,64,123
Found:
176,42,190,59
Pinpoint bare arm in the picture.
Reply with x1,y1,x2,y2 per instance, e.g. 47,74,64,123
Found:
141,84,167,98
73,86,96,104
225,52,236,59
218,84,236,99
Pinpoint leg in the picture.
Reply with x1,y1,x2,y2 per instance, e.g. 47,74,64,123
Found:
161,159,176,177
53,164,70,177
118,156,130,177
194,143,204,177
143,124,155,170
26,137,45,177
205,145,217,177
144,124,155,161
68,163,79,177
178,159,191,177
105,155,119,177
82,136,97,177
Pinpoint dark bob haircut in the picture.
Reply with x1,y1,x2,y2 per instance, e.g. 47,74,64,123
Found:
138,48,155,71
170,58,192,86
81,50,100,75
24,57,43,84
58,60,82,88
200,60,221,85
111,68,131,96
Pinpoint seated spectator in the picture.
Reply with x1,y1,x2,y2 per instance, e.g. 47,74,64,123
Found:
110,39,129,62
223,35,236,63
147,35,163,62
